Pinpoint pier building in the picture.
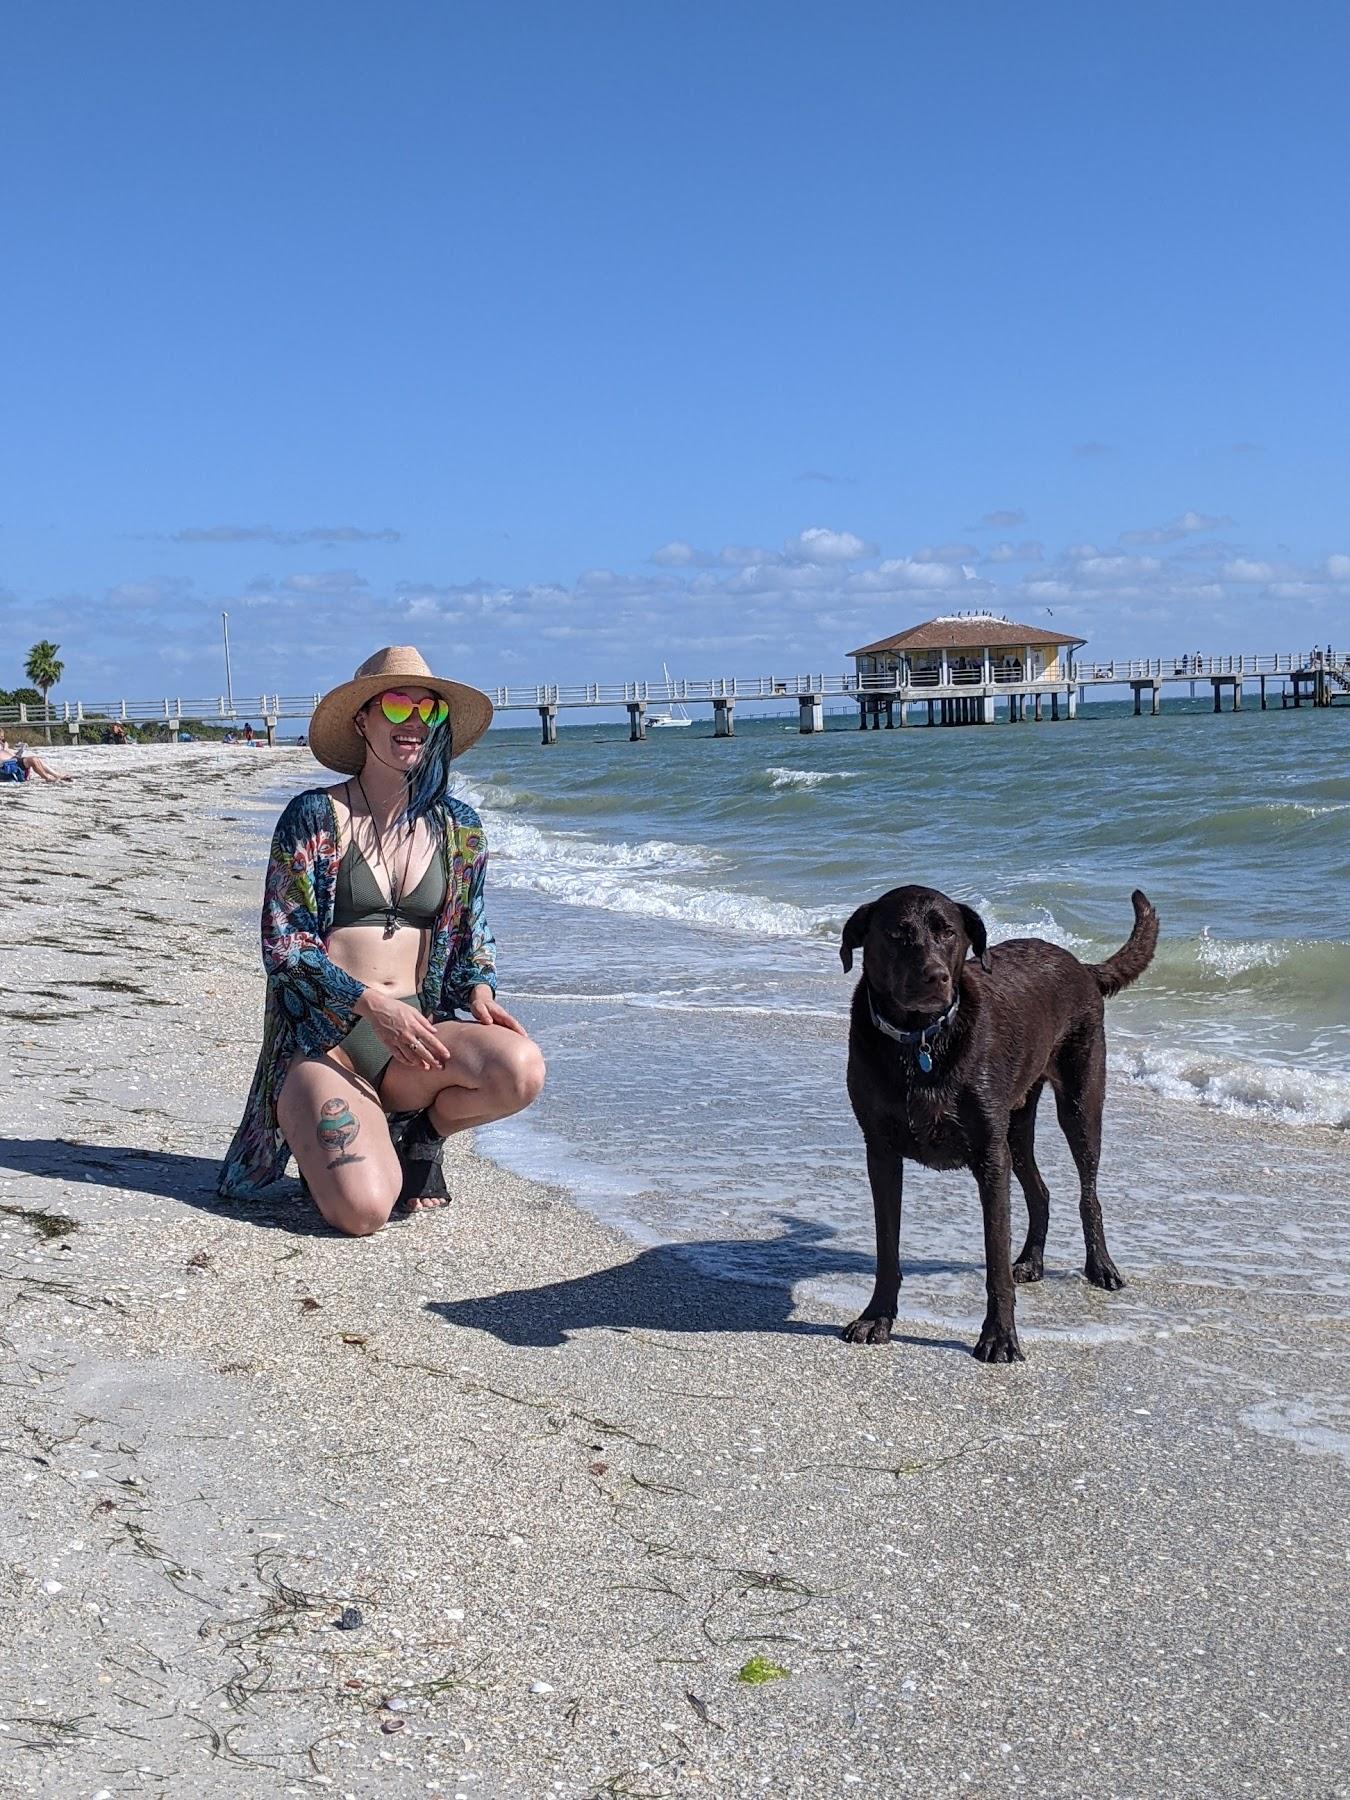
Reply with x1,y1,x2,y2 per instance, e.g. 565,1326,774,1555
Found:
848,612,1085,727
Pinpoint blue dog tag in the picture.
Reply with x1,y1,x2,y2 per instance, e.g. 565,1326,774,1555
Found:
917,1047,933,1074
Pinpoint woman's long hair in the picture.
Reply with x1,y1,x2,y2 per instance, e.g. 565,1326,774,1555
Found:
401,719,455,836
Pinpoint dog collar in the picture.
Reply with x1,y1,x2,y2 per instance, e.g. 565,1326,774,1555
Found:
866,986,960,1075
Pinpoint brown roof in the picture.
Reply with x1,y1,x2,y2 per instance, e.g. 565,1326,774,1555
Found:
849,614,1085,658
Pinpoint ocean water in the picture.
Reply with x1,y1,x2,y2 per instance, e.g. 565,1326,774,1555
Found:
251,700,1350,1457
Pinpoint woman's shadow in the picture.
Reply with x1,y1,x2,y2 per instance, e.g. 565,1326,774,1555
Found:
0,1135,325,1234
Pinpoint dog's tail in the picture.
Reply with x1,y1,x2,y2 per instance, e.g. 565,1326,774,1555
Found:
1088,890,1159,997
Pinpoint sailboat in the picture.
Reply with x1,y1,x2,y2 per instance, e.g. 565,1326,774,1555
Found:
650,662,693,728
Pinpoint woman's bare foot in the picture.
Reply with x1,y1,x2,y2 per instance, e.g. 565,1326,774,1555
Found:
394,1111,451,1213
402,1190,451,1214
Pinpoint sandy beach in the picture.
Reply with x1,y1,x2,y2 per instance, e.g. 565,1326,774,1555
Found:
1,746,1345,1799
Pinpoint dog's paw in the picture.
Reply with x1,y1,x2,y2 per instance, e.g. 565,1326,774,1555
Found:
972,1319,1025,1364
842,1314,894,1346
1012,1252,1044,1285
1085,1258,1126,1291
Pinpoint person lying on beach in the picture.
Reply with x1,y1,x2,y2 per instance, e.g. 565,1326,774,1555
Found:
218,646,545,1233
0,731,75,784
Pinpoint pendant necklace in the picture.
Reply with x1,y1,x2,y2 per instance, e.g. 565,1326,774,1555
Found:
354,776,416,938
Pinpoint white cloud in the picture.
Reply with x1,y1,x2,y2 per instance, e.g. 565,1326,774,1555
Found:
848,558,968,592
1222,559,1278,583
107,577,195,609
1074,554,1162,580
280,569,370,596
983,540,1044,564
913,542,978,564
725,560,839,597
1120,510,1234,547
785,526,877,562
650,540,710,567
15,513,1346,699
979,508,1025,529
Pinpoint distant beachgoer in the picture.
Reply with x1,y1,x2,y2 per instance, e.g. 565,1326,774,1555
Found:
0,731,74,784
242,721,255,744
218,646,544,1234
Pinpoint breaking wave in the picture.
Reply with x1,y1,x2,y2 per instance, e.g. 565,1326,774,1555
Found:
1111,1044,1350,1131
763,766,859,791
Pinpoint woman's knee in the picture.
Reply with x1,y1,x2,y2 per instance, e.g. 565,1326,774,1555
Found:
324,1200,390,1238
501,1039,546,1110
312,1167,401,1237
476,1037,545,1116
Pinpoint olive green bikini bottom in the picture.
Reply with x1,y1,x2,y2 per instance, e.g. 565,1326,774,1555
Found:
341,993,422,1092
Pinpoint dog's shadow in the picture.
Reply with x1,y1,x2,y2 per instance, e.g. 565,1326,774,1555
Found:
428,1211,972,1352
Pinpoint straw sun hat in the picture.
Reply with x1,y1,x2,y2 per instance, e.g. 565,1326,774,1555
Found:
308,647,494,775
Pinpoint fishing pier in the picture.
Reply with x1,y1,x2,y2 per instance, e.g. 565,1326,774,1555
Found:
3,648,1344,747
490,648,1346,741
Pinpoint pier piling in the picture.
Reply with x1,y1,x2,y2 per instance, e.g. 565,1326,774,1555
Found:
627,701,647,742
713,696,735,738
539,704,558,746
799,694,823,734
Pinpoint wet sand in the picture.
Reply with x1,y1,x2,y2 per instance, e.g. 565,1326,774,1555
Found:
0,747,1345,1798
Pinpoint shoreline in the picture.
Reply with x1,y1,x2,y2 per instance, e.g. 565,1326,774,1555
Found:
1,747,1346,1797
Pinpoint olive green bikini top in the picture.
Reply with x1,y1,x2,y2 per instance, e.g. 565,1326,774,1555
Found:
332,832,447,932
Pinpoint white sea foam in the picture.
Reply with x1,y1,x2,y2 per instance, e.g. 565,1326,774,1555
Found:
1239,1398,1350,1466
1111,1044,1350,1130
459,773,841,938
466,777,528,810
493,862,835,939
487,811,716,874
509,988,841,1020
1194,930,1286,978
1274,801,1350,818
765,765,858,790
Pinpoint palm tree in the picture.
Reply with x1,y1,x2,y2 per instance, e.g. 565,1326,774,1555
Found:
25,641,64,744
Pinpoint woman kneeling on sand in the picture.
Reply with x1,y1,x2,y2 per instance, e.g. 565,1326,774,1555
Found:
219,647,544,1233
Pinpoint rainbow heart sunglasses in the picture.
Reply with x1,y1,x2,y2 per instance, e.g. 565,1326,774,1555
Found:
375,690,449,728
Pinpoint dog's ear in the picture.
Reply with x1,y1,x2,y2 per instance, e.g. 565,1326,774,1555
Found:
958,903,993,971
840,902,874,972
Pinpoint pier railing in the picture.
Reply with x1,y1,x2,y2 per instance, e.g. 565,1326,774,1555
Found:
1,650,1343,728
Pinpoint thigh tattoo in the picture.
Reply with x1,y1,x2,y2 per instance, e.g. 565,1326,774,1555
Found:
317,1097,363,1169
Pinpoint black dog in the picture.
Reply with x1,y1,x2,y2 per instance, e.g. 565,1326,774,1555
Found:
840,885,1158,1362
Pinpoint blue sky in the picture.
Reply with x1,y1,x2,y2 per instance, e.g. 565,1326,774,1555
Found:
2,1,1347,705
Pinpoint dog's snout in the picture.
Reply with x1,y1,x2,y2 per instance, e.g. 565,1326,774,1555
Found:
916,958,952,994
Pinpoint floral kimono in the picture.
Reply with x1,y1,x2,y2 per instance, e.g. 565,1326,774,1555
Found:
218,786,496,1198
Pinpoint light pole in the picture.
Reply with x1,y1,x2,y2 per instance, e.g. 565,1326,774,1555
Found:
222,611,234,712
